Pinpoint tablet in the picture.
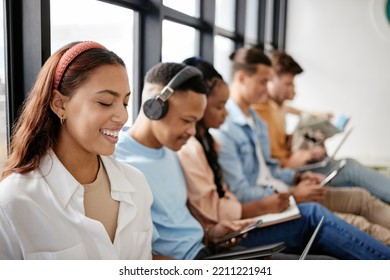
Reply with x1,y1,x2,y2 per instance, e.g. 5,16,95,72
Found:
320,159,347,186
216,219,263,244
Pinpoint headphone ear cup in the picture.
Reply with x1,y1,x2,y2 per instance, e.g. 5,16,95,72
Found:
143,95,169,120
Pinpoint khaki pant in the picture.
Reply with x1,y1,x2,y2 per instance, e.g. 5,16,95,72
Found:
321,187,390,246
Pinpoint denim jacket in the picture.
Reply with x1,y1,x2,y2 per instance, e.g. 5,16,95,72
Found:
210,99,296,203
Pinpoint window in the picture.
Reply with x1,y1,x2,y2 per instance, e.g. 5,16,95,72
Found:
0,0,7,170
161,20,199,63
245,0,259,44
264,0,275,53
50,0,136,125
213,35,235,83
215,0,236,32
163,0,200,17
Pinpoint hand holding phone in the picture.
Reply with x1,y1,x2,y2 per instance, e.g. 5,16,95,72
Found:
216,219,263,244
320,159,346,186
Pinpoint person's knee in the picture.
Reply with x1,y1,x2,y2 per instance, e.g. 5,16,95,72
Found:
335,212,370,231
344,158,359,169
299,202,332,221
347,187,371,202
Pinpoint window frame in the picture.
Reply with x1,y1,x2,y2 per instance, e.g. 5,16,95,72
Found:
3,0,287,141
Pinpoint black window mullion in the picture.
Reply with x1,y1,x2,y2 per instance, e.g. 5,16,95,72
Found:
257,0,267,50
235,0,246,49
272,0,287,50
199,0,215,62
5,0,50,139
137,0,163,113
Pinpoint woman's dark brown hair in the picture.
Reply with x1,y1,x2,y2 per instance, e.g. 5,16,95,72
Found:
183,57,226,198
1,41,125,179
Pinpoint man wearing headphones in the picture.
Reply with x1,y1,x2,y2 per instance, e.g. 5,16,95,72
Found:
114,62,264,260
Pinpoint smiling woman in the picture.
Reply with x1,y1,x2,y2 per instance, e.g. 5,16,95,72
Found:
0,41,153,260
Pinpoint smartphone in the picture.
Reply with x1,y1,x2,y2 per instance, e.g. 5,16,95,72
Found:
320,159,347,187
216,219,263,244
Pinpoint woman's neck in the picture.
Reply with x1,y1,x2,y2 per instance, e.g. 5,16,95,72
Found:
53,142,100,185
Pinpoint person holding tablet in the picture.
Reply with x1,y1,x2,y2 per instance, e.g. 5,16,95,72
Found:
205,48,390,258
253,51,390,204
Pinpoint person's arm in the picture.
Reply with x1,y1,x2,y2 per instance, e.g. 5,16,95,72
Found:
284,149,316,168
177,138,242,223
240,192,291,219
152,254,175,260
255,117,296,184
286,105,334,119
285,105,303,116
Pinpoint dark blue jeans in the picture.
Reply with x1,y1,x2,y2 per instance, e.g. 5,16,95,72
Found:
240,203,390,260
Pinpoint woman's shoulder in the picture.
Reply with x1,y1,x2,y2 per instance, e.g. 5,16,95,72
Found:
0,170,44,206
177,136,202,157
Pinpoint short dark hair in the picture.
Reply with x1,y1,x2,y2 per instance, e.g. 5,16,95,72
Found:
144,62,207,94
270,51,303,76
229,47,272,75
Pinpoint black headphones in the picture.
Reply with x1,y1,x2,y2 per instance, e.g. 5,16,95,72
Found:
143,66,203,120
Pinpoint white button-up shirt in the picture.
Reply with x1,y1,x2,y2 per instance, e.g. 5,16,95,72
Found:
0,151,153,260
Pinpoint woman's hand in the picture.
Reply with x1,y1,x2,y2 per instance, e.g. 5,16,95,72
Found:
207,219,255,248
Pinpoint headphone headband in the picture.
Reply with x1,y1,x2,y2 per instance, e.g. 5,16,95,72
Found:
158,66,203,102
143,65,203,120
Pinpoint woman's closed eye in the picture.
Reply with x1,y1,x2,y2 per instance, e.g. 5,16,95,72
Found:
98,102,112,107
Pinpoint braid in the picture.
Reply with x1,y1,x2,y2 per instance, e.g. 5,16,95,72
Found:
196,121,225,198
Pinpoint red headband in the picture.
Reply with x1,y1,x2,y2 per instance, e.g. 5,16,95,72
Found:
53,41,106,90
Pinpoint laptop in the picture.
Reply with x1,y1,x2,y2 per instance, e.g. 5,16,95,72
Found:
204,242,286,260
299,216,325,260
205,216,325,260
329,127,353,159
295,128,353,172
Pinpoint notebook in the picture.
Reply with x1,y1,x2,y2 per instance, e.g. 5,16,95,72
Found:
299,216,325,260
295,128,353,172
254,195,301,227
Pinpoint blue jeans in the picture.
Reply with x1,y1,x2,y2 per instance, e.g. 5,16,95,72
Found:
311,158,390,204
239,203,390,260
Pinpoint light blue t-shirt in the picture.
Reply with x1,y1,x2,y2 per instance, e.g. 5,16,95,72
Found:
114,128,205,260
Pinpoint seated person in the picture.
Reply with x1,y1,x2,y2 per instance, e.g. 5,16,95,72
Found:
179,57,390,247
115,62,265,260
252,51,390,204
0,41,153,259
209,47,390,259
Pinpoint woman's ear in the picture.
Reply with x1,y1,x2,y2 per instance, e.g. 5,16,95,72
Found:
50,90,70,120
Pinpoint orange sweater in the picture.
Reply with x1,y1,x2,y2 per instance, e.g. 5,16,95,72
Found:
252,100,291,167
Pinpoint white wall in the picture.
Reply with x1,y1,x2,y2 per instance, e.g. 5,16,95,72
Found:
285,0,390,165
